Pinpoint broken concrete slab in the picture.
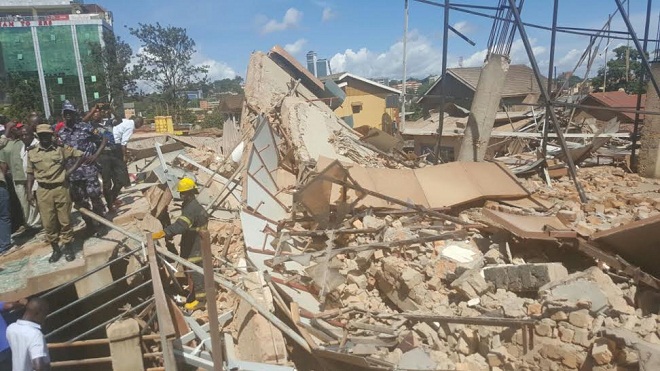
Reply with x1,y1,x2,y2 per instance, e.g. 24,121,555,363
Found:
398,348,438,370
451,269,492,300
483,263,568,293
482,208,573,240
539,267,634,315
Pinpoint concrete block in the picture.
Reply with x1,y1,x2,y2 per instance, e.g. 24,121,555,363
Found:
107,318,144,371
592,343,613,365
450,269,491,300
483,263,568,292
569,309,593,329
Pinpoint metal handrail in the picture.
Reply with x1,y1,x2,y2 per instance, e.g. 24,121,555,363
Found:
46,279,152,340
41,246,142,299
46,265,150,319
66,298,155,343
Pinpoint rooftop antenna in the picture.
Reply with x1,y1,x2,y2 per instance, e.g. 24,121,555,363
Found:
458,56,464,67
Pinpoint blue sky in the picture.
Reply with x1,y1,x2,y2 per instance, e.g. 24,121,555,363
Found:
93,0,660,81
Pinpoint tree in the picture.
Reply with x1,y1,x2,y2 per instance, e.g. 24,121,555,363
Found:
210,76,244,95
591,46,646,93
0,74,43,120
130,23,208,122
201,108,226,129
88,30,136,113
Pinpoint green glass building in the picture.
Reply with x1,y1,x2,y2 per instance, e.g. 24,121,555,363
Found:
0,1,113,118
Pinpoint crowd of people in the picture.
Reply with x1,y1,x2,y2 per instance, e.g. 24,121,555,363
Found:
0,100,144,262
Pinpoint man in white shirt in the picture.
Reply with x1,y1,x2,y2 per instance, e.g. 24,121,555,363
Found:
112,116,144,162
6,298,50,371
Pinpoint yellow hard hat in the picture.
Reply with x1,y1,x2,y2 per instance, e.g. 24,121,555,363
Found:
177,177,197,193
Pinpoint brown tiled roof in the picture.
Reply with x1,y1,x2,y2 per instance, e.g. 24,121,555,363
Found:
447,64,544,97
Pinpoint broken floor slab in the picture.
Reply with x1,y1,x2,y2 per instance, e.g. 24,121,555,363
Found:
539,267,634,315
483,263,568,293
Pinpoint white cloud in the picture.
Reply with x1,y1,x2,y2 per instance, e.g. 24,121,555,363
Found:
330,30,443,78
191,51,237,81
260,8,302,34
284,38,307,55
451,21,474,37
322,7,336,22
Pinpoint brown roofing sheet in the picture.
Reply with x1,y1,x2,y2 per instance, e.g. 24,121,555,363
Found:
482,208,569,240
448,64,545,97
591,214,660,277
315,157,529,210
586,91,646,121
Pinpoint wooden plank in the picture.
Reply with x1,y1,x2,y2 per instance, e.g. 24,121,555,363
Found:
146,235,178,370
201,230,223,370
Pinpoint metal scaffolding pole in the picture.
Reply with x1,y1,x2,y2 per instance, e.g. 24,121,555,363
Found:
630,0,654,170
402,0,409,133
433,0,450,163
614,0,660,98
506,0,588,203
543,0,559,159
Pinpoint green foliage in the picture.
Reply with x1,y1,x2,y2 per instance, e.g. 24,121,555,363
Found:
201,108,226,129
0,74,43,120
207,76,244,95
129,23,208,121
88,30,136,113
591,46,646,93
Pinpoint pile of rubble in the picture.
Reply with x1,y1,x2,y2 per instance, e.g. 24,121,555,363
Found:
187,46,659,371
131,46,660,370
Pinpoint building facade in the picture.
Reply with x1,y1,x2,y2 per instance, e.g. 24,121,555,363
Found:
306,50,332,78
0,0,113,118
323,73,401,132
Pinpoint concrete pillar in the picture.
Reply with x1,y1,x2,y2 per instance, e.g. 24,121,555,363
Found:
107,318,144,371
457,54,510,162
638,61,660,178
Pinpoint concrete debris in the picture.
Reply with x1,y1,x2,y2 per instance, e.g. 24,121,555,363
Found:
483,263,569,293
66,45,658,370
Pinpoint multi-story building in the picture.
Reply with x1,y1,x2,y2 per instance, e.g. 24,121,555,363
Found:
0,0,113,118
306,50,332,78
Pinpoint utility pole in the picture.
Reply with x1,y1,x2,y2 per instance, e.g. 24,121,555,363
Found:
401,0,409,133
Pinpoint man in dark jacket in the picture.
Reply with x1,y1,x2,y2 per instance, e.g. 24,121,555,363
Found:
152,177,208,311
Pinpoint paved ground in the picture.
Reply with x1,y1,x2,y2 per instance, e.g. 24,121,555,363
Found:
0,189,152,301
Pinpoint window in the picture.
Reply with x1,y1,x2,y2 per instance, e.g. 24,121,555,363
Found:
60,95,66,101
57,77,63,84
93,92,99,99
91,75,96,82
351,101,363,114
17,54,22,60
50,34,56,41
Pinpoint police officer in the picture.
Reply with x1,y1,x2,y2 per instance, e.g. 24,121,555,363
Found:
26,124,84,263
57,101,107,234
151,178,208,311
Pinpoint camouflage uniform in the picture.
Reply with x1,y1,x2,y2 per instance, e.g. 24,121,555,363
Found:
58,122,106,220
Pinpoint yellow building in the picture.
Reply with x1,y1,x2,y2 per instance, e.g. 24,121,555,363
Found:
324,73,401,133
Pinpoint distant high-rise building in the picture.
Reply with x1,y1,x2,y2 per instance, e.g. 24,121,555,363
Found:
0,0,114,117
306,51,317,78
316,58,331,78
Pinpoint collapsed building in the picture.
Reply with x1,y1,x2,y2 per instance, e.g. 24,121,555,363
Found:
1,45,659,371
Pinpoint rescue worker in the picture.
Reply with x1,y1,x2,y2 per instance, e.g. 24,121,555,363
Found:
57,101,107,234
151,177,208,311
26,124,84,262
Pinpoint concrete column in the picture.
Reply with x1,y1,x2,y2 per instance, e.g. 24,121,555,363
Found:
107,318,144,371
457,54,510,162
638,61,660,178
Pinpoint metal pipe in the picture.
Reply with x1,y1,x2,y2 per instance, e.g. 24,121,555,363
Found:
78,208,144,243
543,0,558,159
205,164,243,213
402,0,409,133
156,248,312,353
412,0,657,42
506,0,588,203
47,265,150,319
200,231,223,370
433,0,450,163
41,246,142,299
630,0,653,170
614,0,660,98
66,298,155,343
51,357,112,368
46,279,153,339
48,334,161,349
